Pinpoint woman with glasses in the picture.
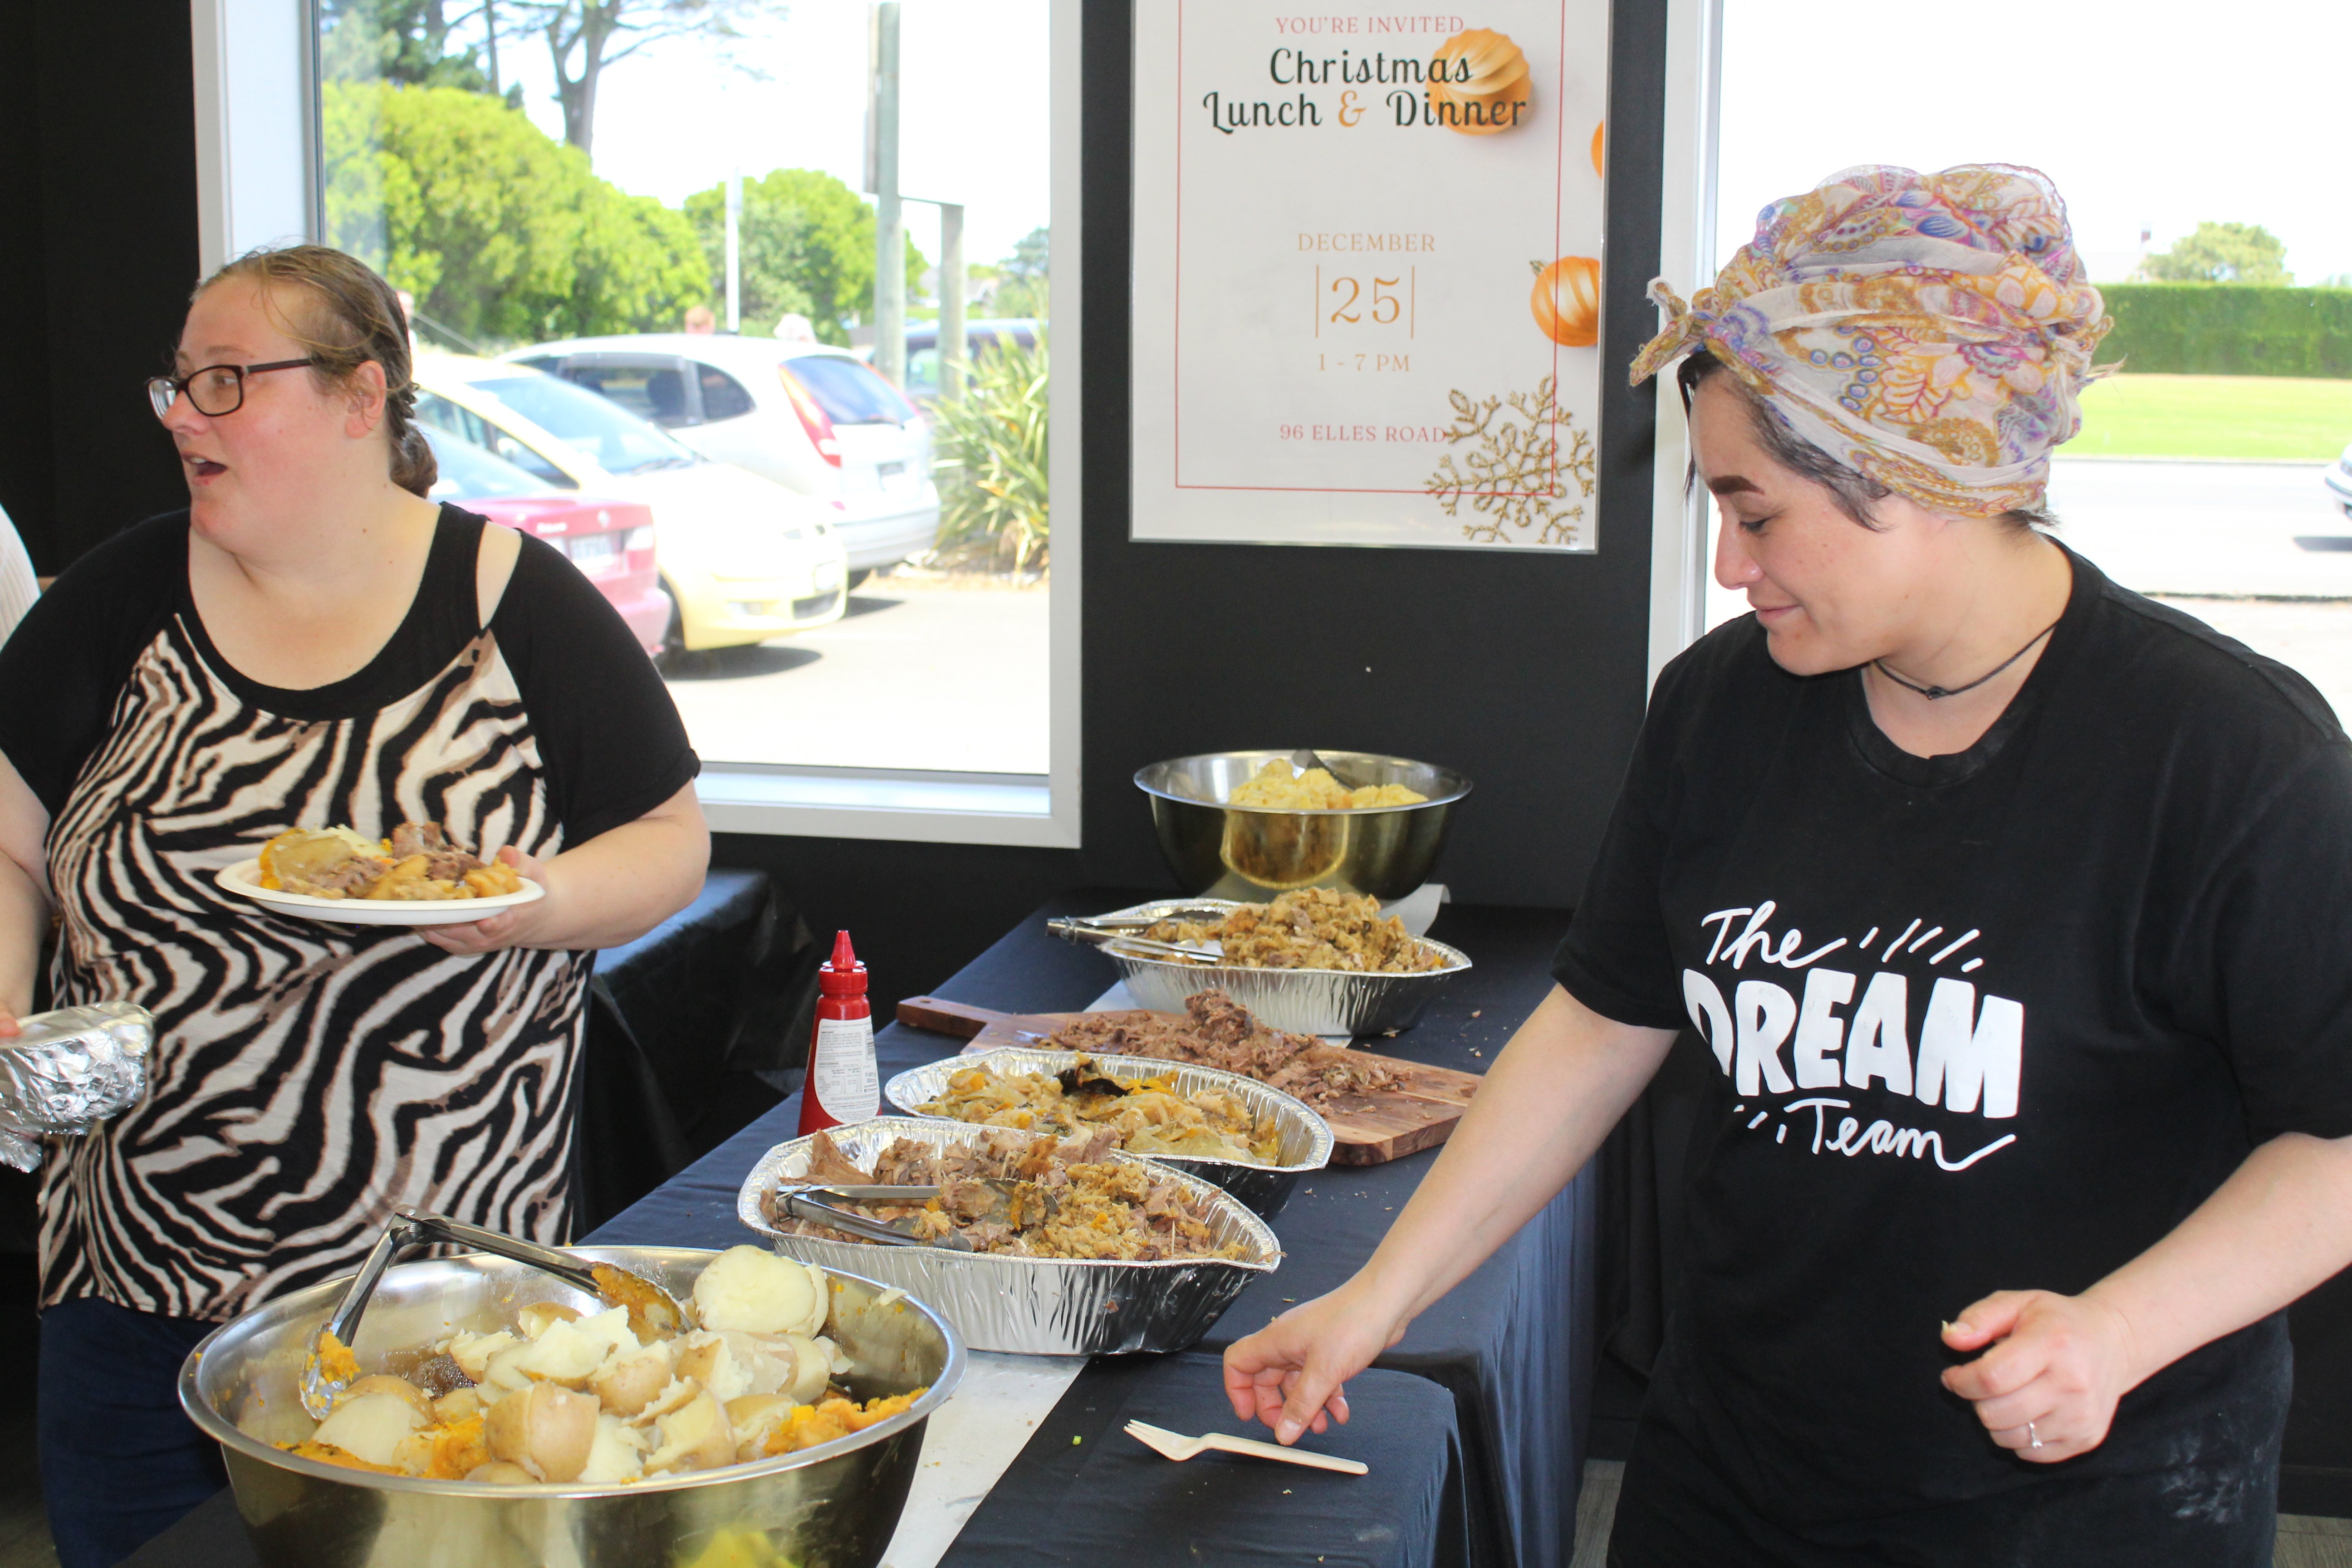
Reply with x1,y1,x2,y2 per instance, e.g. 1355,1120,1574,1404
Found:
0,245,709,1568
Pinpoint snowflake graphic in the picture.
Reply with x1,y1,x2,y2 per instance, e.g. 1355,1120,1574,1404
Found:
1424,376,1596,547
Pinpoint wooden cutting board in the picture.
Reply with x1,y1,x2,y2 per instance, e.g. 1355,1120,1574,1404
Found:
893,996,1483,1166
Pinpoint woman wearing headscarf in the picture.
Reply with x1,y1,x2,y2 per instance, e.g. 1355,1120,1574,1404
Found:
0,245,707,1567
1224,165,2352,1564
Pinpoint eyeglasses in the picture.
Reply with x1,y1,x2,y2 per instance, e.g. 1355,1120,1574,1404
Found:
147,358,320,421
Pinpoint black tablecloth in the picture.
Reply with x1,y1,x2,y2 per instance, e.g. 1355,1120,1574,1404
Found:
133,889,1588,1568
588,891,1588,1568
945,1352,1467,1568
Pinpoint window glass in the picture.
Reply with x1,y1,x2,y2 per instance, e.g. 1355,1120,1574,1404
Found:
1709,2,2352,725
784,356,917,426
466,375,698,475
320,0,1054,776
563,363,696,427
422,426,547,500
698,365,756,421
414,392,577,489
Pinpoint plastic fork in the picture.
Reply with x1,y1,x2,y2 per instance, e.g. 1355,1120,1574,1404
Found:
1123,1418,1368,1475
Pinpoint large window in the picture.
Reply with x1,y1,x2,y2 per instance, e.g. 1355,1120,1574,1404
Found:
318,0,1058,789
1696,0,2352,717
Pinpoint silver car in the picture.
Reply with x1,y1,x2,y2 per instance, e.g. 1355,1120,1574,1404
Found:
507,334,941,579
2329,442,2352,521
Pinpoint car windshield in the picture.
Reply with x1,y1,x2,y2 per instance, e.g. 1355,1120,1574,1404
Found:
421,426,549,500
786,354,917,426
465,372,699,475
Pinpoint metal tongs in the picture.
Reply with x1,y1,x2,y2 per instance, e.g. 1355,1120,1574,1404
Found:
774,1185,977,1252
299,1207,688,1419
1047,912,1227,965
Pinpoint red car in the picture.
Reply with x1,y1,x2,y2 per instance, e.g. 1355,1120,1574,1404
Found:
423,426,670,655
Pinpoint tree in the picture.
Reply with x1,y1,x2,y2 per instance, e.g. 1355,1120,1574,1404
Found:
323,81,706,343
980,226,1049,318
681,169,926,345
2140,221,2294,285
319,0,506,96
500,0,784,157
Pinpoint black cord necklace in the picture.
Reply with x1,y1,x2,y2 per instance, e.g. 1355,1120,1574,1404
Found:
1872,619,2061,701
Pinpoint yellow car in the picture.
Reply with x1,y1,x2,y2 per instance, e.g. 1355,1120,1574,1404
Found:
413,353,849,652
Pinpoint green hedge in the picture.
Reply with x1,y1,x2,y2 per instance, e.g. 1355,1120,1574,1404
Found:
2095,284,2352,378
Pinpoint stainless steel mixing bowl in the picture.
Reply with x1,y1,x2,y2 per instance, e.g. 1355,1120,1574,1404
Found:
178,1246,964,1568
1134,750,1472,901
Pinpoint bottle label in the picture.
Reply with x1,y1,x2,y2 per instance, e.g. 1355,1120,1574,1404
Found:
809,1016,879,1121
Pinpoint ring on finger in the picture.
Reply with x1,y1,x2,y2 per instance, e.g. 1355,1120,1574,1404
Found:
2028,1421,2044,1450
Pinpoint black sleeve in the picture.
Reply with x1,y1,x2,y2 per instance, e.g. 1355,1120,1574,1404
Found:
1548,640,1708,1031
491,534,700,846
0,514,187,817
2168,738,2352,1143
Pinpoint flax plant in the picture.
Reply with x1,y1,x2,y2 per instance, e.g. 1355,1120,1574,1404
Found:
930,334,1049,576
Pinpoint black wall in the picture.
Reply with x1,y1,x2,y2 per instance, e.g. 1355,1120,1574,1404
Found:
1072,0,1667,910
0,0,202,573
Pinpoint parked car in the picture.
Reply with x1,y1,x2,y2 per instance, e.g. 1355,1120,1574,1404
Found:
897,318,1041,405
504,334,940,580
2329,442,2352,520
421,425,670,657
411,353,848,654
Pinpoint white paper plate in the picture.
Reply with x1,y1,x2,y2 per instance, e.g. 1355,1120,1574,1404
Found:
212,858,545,927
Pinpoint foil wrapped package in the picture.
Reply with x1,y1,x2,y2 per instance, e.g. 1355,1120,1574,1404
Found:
0,1003,153,1171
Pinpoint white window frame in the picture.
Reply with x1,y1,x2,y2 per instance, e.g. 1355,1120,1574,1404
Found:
1646,0,1725,691
199,0,1083,850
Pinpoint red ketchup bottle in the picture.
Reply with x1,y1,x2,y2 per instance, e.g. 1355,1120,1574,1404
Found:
797,930,879,1135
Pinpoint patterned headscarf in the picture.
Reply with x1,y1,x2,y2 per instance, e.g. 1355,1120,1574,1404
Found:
1631,164,2112,517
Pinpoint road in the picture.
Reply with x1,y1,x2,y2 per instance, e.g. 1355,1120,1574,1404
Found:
663,581,1052,774
2046,458,2351,599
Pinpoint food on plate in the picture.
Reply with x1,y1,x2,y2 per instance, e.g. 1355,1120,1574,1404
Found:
1047,991,1406,1108
768,1128,1244,1261
913,1056,1282,1163
258,821,526,902
1141,888,1445,974
283,1245,919,1484
1226,758,1427,811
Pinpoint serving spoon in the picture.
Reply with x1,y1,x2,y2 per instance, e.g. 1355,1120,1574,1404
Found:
299,1207,687,1420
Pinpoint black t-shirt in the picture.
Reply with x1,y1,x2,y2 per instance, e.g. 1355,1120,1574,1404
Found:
1555,548,2352,1562
0,505,696,843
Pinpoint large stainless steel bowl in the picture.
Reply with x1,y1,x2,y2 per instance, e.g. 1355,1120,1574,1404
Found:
1134,750,1471,901
178,1246,964,1568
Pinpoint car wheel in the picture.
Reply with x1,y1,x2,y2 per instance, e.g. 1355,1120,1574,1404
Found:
657,581,689,666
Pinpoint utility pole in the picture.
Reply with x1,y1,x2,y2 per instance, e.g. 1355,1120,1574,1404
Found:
725,172,742,332
484,0,500,97
867,2,904,386
938,202,965,399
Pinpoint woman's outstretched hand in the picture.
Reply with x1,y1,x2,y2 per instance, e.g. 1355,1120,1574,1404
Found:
1940,1289,2140,1462
1222,1279,1407,1445
416,847,554,956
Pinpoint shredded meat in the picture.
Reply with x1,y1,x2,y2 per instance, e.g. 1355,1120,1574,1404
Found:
1046,991,1404,1107
1142,889,1446,974
773,1131,1240,1261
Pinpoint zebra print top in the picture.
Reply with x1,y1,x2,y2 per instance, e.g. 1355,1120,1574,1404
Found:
0,508,696,1321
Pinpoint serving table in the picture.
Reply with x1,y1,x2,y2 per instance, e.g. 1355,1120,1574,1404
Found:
127,891,1588,1568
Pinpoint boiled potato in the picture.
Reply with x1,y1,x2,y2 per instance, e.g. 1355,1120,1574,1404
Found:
485,1381,598,1483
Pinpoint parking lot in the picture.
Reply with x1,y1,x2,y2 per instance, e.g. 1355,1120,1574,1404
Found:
662,579,1052,774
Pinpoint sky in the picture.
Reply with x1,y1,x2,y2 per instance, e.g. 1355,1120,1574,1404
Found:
1713,0,2352,285
490,0,1053,275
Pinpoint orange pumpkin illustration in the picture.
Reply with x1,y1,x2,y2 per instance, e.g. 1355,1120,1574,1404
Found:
1533,256,1602,347
1591,121,1604,176
1428,29,1532,136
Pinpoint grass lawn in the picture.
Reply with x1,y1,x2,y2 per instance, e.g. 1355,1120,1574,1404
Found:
2069,374,2352,461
